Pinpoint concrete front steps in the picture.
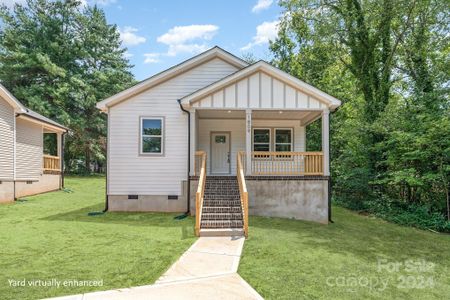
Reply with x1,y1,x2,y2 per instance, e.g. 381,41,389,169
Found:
200,176,244,237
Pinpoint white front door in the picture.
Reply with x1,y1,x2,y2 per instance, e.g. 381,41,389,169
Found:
211,132,230,174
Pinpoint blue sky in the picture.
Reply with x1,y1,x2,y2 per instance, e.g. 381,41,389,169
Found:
98,0,282,80
2,0,282,80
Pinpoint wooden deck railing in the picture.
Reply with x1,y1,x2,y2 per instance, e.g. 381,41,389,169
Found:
237,151,249,238
194,151,205,176
43,155,60,171
250,151,323,175
195,151,207,236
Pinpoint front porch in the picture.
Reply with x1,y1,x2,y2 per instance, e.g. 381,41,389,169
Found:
190,108,331,237
42,127,64,174
179,60,340,237
192,108,329,177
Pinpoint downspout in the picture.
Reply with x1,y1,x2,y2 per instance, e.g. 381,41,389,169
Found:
177,99,191,215
61,132,66,189
13,113,16,201
328,106,340,224
103,108,110,213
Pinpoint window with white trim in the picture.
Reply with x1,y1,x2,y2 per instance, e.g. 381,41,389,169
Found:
140,117,163,154
275,128,293,152
253,128,270,151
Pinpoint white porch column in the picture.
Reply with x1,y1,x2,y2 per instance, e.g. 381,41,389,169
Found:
56,132,62,168
245,109,252,175
189,109,196,176
322,109,330,176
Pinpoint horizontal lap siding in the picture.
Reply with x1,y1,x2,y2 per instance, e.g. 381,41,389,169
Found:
15,119,43,180
0,97,14,180
198,119,246,175
109,58,238,195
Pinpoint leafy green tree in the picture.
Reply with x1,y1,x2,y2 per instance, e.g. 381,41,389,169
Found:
0,0,134,173
271,0,450,224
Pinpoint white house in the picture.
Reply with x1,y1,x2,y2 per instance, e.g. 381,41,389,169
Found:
97,47,341,237
0,84,68,203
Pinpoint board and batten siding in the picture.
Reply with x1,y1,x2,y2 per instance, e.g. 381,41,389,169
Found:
192,71,325,109
198,119,305,175
15,118,43,180
108,58,239,195
0,96,15,180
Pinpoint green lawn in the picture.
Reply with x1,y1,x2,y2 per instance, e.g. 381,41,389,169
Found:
0,176,196,300
3,177,449,300
238,207,450,299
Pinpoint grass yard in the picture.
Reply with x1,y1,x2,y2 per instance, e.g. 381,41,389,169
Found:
239,207,450,300
0,176,196,300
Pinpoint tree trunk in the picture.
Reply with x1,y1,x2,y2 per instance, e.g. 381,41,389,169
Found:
85,144,91,173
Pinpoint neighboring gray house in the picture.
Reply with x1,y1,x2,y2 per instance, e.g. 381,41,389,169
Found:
96,47,341,237
0,84,68,203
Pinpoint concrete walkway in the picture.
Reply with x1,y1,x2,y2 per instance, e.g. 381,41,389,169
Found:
50,237,263,300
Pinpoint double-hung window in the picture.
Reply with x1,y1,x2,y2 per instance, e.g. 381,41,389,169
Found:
140,117,164,155
275,128,293,152
253,128,271,151
253,128,271,159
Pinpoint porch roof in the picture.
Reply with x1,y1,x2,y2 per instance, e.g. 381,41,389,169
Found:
1,83,68,132
196,109,322,126
180,61,342,111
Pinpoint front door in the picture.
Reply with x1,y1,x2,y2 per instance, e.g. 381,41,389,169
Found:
211,132,231,174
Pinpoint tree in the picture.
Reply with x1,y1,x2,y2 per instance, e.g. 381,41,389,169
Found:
271,0,450,224
0,0,134,173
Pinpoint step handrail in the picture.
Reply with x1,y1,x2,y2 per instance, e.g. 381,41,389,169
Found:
237,151,249,238
195,151,207,236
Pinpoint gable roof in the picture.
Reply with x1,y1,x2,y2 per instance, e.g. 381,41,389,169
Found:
0,83,68,131
181,60,342,110
96,46,249,112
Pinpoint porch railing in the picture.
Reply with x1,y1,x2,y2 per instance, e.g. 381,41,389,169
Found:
237,151,249,238
43,155,60,172
195,151,207,236
194,151,205,176
249,151,323,175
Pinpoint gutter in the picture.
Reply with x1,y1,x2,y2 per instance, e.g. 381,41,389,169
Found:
177,99,191,215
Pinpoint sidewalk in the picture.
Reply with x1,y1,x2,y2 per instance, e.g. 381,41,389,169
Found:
50,237,263,300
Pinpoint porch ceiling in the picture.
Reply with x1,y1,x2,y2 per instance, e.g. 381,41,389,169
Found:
196,109,322,125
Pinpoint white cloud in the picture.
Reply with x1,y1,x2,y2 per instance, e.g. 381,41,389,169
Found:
143,53,161,64
252,0,273,13
157,25,218,45
156,24,218,56
241,20,279,50
119,27,146,47
166,43,209,57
